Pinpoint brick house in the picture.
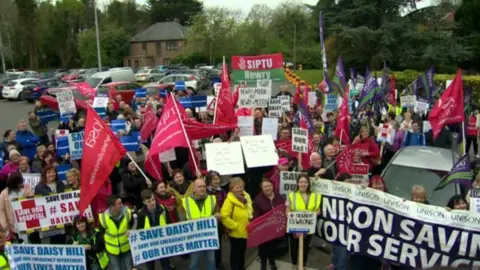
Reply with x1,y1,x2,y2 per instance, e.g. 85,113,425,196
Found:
124,21,186,68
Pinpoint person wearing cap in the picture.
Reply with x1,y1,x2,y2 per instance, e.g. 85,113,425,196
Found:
98,195,134,270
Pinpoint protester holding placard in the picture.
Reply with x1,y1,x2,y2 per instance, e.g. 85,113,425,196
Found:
306,153,327,178
400,111,412,131
321,145,338,179
286,174,321,267
220,177,253,270
253,177,285,270
154,182,179,223
0,172,34,236
98,195,134,270
68,215,109,270
352,127,380,171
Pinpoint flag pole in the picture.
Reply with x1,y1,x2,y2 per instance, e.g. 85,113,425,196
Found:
462,121,467,155
170,92,200,174
126,151,152,187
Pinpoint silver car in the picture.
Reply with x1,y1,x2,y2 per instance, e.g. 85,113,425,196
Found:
135,67,166,82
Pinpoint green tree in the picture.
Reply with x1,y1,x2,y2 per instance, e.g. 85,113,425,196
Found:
106,0,149,36
147,0,203,25
77,24,129,67
455,0,480,71
14,0,38,69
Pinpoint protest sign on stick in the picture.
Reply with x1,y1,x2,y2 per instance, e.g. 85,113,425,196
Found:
56,90,77,116
292,128,308,153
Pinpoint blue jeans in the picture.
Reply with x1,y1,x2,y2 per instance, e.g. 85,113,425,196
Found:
332,245,348,270
189,250,215,270
108,252,133,270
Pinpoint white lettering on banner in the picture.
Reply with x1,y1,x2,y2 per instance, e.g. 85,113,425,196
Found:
205,142,245,175
11,191,93,232
22,173,41,188
6,244,86,270
246,59,273,69
130,217,219,265
240,135,279,168
85,118,104,148
238,87,270,108
312,178,480,268
244,71,271,80
68,132,84,160
279,172,302,197
287,212,317,234
292,127,308,153
56,90,77,116
88,133,111,185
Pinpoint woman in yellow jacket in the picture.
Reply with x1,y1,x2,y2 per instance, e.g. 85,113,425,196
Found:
286,174,321,268
220,177,253,270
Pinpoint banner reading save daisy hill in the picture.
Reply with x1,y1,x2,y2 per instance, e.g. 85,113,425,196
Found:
231,53,286,83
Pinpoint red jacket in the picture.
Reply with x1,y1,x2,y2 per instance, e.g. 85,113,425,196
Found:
467,115,478,137
353,137,380,171
155,192,178,223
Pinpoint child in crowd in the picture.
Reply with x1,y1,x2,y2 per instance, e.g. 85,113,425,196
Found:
411,185,428,204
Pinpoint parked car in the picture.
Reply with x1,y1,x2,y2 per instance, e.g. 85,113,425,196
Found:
156,74,199,93
62,69,87,82
154,65,169,73
85,69,136,89
194,63,208,69
135,67,166,82
96,81,142,104
6,69,23,76
382,146,460,206
22,78,65,102
40,87,91,111
39,72,55,79
110,67,133,71
79,68,99,81
17,71,40,79
2,78,40,100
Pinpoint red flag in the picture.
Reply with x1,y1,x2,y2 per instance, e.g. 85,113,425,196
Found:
145,153,163,181
233,85,241,106
388,75,396,106
70,82,96,98
335,85,350,145
335,146,355,174
183,118,236,140
80,106,127,214
214,58,236,125
429,69,465,140
140,109,158,141
247,204,286,247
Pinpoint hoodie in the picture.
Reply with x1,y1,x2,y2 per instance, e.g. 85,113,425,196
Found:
16,130,38,160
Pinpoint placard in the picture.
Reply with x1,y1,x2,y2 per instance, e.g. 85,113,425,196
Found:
308,92,317,107
349,164,369,185
22,173,41,188
56,90,77,116
6,244,86,270
414,98,429,115
476,114,480,128
268,98,282,118
93,96,109,108
376,123,394,144
238,116,254,137
68,132,84,160
55,129,69,139
257,79,272,91
325,94,338,112
240,135,279,168
423,121,432,133
261,118,278,140
197,96,215,113
292,127,308,153
11,191,93,232
470,189,480,214
205,142,245,175
400,95,416,108
279,96,291,112
159,148,176,162
214,83,221,96
280,171,302,196
287,211,317,234
129,217,219,265
238,87,270,108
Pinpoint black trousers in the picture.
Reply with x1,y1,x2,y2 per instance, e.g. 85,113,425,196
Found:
229,237,247,270
215,228,222,267
466,136,478,155
258,239,278,263
288,234,312,266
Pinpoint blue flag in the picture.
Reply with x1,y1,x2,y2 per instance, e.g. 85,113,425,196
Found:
175,81,186,91
178,96,207,108
111,119,126,133
56,164,72,183
36,110,58,124
121,136,140,152
135,88,147,98
56,136,70,157
358,74,380,110
94,107,106,118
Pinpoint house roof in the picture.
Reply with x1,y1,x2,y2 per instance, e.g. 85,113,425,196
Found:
130,21,186,42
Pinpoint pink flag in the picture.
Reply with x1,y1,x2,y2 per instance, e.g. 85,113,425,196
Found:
247,204,286,248
215,58,236,125
335,85,351,145
140,109,158,141
145,153,163,182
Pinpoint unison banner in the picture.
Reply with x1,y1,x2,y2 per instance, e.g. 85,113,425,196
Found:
231,53,285,83
6,244,86,269
11,191,94,233
311,179,480,269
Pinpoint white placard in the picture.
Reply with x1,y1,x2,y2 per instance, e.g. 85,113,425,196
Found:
56,90,77,116
280,96,291,112
205,142,245,175
292,127,308,153
257,79,272,91
376,123,394,144
197,96,215,112
414,100,429,115
280,171,302,197
238,87,270,108
261,118,278,140
423,121,432,133
308,92,317,107
22,173,41,188
240,135,279,168
238,116,254,137
214,83,221,96
159,148,176,162
470,189,480,214
446,80,453,89
93,96,109,108
68,132,84,160
400,95,416,108
268,98,282,118
287,211,317,234
349,164,369,185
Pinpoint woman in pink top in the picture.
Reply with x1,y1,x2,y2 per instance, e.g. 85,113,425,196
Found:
0,172,34,235
0,150,21,182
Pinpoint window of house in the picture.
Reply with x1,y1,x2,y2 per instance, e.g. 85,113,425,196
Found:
142,43,147,53
156,42,162,57
164,58,171,65
166,41,178,51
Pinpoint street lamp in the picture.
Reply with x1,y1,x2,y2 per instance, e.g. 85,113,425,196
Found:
94,0,102,70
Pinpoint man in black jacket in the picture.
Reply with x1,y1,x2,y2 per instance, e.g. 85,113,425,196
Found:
136,189,172,270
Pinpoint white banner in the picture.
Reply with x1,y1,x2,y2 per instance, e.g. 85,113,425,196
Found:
129,217,219,265
238,87,270,108
6,244,86,270
68,132,84,160
56,90,77,116
279,171,302,197
22,173,41,189
11,191,93,232
240,135,279,168
292,127,308,153
261,118,278,140
205,142,245,175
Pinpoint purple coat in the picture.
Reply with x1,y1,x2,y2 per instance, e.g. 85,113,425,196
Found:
391,129,405,152
253,192,285,219
208,188,227,209
0,162,19,181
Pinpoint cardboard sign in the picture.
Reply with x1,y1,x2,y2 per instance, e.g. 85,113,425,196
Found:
349,164,369,185
205,142,245,175
400,95,416,108
238,87,270,108
470,189,480,214
280,172,302,196
68,132,84,160
414,99,429,115
308,92,317,107
279,96,291,112
261,118,278,140
56,90,76,116
376,123,394,144
292,127,308,153
22,173,41,188
240,135,279,168
325,94,338,112
268,98,282,118
287,211,317,234
93,96,108,108
238,116,254,137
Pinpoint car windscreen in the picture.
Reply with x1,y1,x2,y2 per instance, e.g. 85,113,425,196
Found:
6,81,16,86
48,90,89,100
97,86,109,95
85,77,103,88
382,164,456,207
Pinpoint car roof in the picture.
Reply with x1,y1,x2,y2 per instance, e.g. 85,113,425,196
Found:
102,81,133,87
389,146,458,171
144,83,171,88
46,86,78,92
13,78,39,82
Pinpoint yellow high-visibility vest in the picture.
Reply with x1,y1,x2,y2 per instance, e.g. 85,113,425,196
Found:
99,209,132,255
144,206,168,228
288,191,321,212
182,195,216,220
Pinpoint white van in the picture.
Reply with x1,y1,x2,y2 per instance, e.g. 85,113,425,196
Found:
85,69,135,89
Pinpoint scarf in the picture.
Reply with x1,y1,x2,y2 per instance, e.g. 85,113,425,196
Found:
235,193,247,204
